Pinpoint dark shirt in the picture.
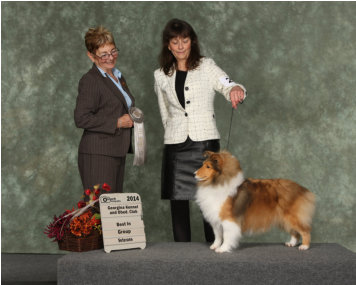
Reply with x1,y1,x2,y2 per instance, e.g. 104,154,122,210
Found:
175,70,188,109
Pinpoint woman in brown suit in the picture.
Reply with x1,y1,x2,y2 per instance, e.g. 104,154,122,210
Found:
74,26,135,193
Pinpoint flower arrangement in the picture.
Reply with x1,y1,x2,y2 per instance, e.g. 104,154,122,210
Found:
44,183,111,250
70,211,100,237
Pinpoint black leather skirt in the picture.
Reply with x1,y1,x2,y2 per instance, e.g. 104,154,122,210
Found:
161,137,220,200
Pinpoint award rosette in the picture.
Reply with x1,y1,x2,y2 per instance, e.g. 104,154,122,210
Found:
129,107,146,166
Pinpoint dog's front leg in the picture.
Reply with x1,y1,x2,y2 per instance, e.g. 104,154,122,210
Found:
215,220,241,253
210,223,223,250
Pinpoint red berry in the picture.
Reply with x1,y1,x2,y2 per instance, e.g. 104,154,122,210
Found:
77,201,86,208
102,183,111,191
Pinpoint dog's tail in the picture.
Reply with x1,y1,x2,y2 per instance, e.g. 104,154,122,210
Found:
277,179,315,230
297,191,315,229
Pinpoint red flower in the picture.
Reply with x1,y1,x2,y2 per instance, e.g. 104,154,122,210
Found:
92,195,98,201
77,201,86,208
95,189,100,195
102,183,111,192
44,210,73,242
84,189,91,196
70,212,94,237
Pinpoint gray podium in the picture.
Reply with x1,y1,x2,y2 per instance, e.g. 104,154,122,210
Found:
57,242,356,285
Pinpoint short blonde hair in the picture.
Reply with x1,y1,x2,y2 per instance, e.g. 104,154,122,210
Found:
85,26,116,54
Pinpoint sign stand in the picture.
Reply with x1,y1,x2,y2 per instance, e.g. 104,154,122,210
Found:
99,193,146,253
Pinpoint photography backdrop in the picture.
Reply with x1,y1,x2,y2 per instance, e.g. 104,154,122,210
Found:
2,2,356,253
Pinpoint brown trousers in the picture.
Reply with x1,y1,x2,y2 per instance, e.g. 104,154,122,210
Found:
78,153,126,193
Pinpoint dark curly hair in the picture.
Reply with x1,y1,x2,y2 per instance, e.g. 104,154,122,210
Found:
159,19,203,76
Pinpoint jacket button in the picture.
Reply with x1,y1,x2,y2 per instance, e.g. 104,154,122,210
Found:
185,86,189,91
186,100,190,104
185,113,188,117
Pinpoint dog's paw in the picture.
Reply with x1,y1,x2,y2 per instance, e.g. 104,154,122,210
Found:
210,242,221,250
285,241,297,247
285,236,298,247
298,244,309,251
215,246,232,253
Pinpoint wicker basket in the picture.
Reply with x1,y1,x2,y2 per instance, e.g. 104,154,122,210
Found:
58,230,103,252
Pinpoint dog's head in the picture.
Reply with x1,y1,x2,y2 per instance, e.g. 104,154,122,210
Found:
195,151,242,186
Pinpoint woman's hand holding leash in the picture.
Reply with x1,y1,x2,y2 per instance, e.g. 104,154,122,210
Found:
226,85,246,149
229,86,245,109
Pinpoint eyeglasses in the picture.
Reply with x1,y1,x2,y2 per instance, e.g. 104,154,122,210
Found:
93,48,119,61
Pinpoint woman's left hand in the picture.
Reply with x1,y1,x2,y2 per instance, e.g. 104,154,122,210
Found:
229,86,245,109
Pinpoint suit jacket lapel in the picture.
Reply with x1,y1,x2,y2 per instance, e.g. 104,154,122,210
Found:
103,76,130,111
119,76,135,107
167,69,185,111
91,64,132,112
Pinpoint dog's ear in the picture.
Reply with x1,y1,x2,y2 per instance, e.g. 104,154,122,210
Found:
203,151,215,158
210,154,223,173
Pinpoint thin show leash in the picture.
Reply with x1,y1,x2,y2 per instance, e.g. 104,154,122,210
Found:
225,101,243,150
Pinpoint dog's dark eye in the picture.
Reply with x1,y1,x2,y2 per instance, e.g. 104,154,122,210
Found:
206,165,210,168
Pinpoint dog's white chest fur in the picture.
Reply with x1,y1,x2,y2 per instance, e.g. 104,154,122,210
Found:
195,172,244,226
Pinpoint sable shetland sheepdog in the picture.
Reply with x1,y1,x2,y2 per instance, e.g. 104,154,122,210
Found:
195,151,315,253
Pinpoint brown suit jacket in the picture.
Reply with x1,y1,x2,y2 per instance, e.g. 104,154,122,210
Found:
74,64,135,157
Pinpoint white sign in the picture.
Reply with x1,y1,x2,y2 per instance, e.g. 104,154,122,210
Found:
99,193,146,253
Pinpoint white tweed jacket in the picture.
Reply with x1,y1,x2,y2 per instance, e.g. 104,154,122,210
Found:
154,57,247,144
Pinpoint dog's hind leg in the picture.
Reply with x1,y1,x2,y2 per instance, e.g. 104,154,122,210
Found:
284,217,311,250
298,231,311,250
215,220,241,253
285,230,300,247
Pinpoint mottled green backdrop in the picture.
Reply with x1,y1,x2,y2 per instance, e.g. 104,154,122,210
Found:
2,2,356,253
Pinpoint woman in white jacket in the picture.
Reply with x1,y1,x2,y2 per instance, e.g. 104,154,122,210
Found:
154,18,247,242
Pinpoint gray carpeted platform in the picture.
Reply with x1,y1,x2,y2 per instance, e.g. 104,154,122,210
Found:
57,243,356,285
